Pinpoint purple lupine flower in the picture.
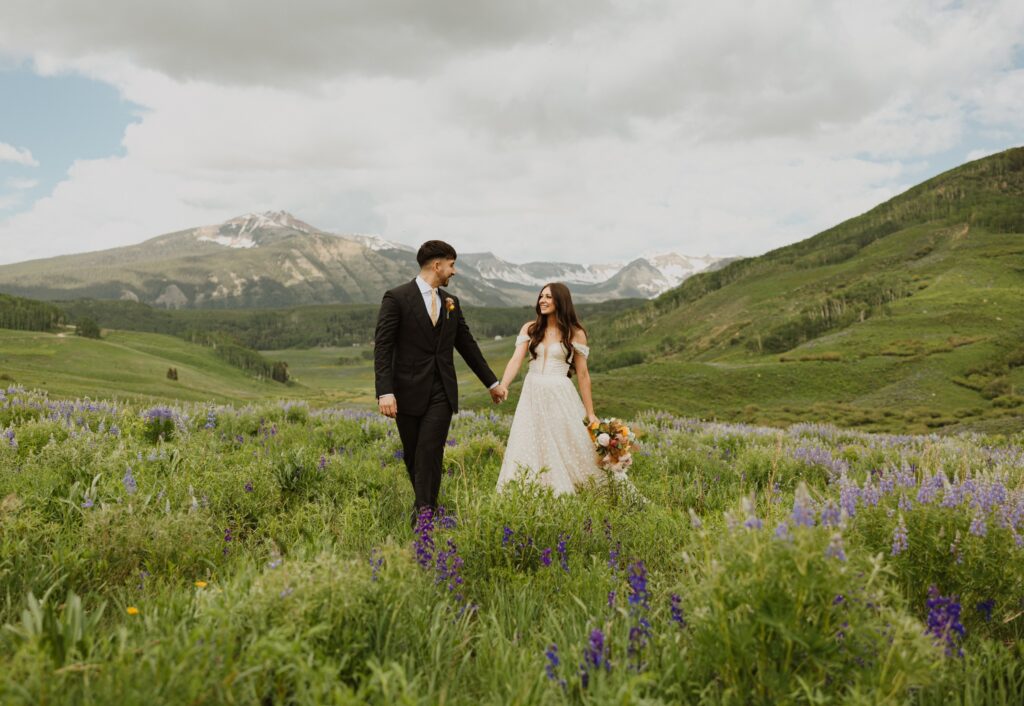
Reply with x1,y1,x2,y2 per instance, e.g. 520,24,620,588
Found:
318,455,327,471
825,533,847,562
602,519,613,541
556,533,570,572
393,449,404,461
204,410,216,429
607,591,616,608
279,586,293,599
143,406,174,421
743,515,763,530
670,593,686,628
413,508,435,568
502,526,514,547
627,560,649,610
898,493,913,512
969,512,987,538
244,480,254,493
774,522,791,541
223,527,233,556
608,541,621,571
122,466,137,495
839,480,859,518
628,615,652,669
791,485,816,527
861,480,880,507
81,497,94,509
926,586,965,657
540,548,553,567
435,539,465,602
891,516,908,556
941,482,963,509
445,438,457,447
436,506,457,530
976,599,994,622
583,628,609,671
688,509,703,529
369,549,384,582
819,501,841,527
949,530,963,564
545,643,565,687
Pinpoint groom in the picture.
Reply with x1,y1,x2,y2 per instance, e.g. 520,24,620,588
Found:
374,240,507,523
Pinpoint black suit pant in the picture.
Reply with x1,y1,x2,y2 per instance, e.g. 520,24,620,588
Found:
395,374,452,511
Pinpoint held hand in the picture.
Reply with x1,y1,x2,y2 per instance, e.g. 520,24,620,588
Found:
490,384,507,404
378,394,398,418
587,413,599,426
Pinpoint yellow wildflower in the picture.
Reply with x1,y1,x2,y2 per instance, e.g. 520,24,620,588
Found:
126,606,140,615
195,581,208,588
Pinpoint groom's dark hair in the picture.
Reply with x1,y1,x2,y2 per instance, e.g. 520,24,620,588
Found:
417,240,457,267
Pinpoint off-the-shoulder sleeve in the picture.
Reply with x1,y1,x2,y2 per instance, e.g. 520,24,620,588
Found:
515,334,530,346
571,342,590,358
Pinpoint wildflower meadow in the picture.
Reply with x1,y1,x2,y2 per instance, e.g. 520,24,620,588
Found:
1,385,1023,704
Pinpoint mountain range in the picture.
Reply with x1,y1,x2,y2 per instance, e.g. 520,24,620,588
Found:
0,211,726,308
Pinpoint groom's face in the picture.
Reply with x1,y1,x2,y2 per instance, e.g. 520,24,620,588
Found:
434,257,457,286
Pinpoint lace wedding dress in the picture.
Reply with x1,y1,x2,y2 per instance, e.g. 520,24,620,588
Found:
496,337,603,495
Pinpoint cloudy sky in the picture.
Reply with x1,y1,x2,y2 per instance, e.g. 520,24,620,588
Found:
1,0,1023,266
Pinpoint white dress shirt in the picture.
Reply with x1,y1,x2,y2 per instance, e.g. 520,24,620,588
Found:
415,275,440,320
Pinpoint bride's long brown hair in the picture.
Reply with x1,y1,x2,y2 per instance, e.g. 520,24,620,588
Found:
527,282,586,377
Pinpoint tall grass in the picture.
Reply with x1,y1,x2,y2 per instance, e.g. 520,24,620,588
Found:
1,386,1022,703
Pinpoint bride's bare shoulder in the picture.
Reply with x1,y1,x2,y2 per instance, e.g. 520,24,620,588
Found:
519,322,533,336
571,327,588,344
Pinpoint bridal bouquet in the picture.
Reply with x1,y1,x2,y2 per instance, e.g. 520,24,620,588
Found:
585,417,636,475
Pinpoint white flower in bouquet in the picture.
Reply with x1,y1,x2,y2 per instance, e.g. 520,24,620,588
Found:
597,432,611,447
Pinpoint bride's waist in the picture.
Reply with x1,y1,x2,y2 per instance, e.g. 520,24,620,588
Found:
525,369,572,379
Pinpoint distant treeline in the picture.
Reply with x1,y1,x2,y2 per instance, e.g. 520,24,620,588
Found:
0,293,65,332
751,274,921,354
183,331,290,383
57,298,643,350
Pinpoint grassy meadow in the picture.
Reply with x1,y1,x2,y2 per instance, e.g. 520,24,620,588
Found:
1,387,1023,704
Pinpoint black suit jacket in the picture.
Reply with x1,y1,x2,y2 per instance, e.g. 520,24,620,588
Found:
374,280,497,415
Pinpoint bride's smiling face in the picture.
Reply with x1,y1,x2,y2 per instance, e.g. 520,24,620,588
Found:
538,287,556,316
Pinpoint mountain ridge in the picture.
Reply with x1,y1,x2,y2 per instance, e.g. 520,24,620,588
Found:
0,210,726,308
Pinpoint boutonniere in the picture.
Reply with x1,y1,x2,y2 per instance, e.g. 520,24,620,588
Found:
445,297,456,319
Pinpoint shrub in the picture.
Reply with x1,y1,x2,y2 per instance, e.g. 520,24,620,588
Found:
75,318,101,339
682,517,936,702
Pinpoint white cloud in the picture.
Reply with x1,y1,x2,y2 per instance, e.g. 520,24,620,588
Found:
1,0,1023,266
0,142,39,166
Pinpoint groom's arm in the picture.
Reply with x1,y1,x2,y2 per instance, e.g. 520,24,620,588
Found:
374,291,401,400
453,301,499,389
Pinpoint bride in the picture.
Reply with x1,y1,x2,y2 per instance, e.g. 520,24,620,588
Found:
495,283,603,495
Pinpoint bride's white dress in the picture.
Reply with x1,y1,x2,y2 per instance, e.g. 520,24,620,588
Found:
496,337,602,495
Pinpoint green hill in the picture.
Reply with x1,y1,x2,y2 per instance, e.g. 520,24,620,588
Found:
577,147,1024,433
0,329,298,404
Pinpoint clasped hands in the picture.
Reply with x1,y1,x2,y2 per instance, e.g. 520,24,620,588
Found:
379,385,508,417
490,383,509,404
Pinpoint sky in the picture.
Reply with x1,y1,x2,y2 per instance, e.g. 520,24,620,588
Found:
1,0,1023,266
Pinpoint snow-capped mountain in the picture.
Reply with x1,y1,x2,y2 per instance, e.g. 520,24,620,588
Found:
0,210,729,308
458,251,725,299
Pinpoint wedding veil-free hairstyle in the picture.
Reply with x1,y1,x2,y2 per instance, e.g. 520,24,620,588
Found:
417,240,458,267
527,282,587,377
